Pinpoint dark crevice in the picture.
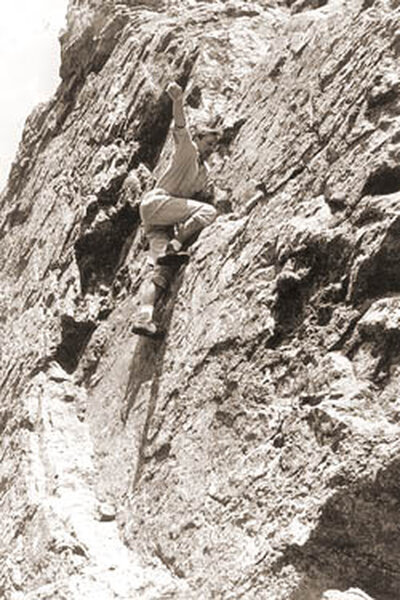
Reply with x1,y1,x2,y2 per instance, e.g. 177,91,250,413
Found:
5,204,31,229
75,203,139,294
283,459,400,600
154,544,186,579
218,118,247,151
150,442,172,463
362,257,400,299
186,84,202,108
131,92,173,170
131,50,199,171
0,409,11,437
351,218,400,303
361,0,375,9
60,6,124,84
328,314,360,352
372,330,400,384
273,282,306,342
367,88,398,110
55,316,97,374
96,173,128,206
272,234,352,343
361,166,400,197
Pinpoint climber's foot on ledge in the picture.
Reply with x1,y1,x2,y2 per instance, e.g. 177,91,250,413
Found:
157,240,190,267
157,251,190,267
131,316,163,339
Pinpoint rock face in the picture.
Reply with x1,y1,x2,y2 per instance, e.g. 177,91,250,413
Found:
1,0,400,598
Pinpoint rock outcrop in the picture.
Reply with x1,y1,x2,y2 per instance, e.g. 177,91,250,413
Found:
1,0,400,598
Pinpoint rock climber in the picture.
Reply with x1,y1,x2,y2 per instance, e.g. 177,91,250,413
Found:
131,81,220,337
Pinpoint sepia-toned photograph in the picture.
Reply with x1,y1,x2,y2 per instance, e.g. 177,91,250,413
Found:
0,1,399,599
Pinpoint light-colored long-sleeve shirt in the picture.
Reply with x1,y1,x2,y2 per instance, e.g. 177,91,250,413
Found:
157,125,209,198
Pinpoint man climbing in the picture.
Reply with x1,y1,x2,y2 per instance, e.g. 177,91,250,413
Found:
131,81,219,337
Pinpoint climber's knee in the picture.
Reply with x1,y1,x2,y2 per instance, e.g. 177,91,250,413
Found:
193,202,217,228
203,203,217,225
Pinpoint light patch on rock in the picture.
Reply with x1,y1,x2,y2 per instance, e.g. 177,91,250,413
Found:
323,588,376,600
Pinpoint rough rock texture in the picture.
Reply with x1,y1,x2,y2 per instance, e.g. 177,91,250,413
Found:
1,0,400,598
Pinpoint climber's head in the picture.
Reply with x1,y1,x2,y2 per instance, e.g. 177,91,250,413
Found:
193,127,220,160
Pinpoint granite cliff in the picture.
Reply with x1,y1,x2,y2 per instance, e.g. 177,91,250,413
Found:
1,0,400,598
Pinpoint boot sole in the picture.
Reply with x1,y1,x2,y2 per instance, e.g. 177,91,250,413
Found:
131,325,164,339
157,253,190,267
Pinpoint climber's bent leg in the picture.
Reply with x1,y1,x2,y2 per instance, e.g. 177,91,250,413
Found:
140,189,190,230
131,267,173,337
131,277,158,337
176,200,217,243
157,199,217,266
132,226,173,337
140,189,217,242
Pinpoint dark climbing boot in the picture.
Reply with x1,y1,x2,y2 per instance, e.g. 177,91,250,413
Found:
157,241,190,267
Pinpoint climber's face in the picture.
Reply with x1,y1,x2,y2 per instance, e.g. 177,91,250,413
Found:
195,132,219,160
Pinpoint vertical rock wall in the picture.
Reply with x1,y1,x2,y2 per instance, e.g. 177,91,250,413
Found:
1,1,400,598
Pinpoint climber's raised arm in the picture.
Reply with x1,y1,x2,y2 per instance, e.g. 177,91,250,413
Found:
166,82,186,128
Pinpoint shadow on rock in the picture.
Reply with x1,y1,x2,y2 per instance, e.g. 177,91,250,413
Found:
122,269,186,488
282,458,400,600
